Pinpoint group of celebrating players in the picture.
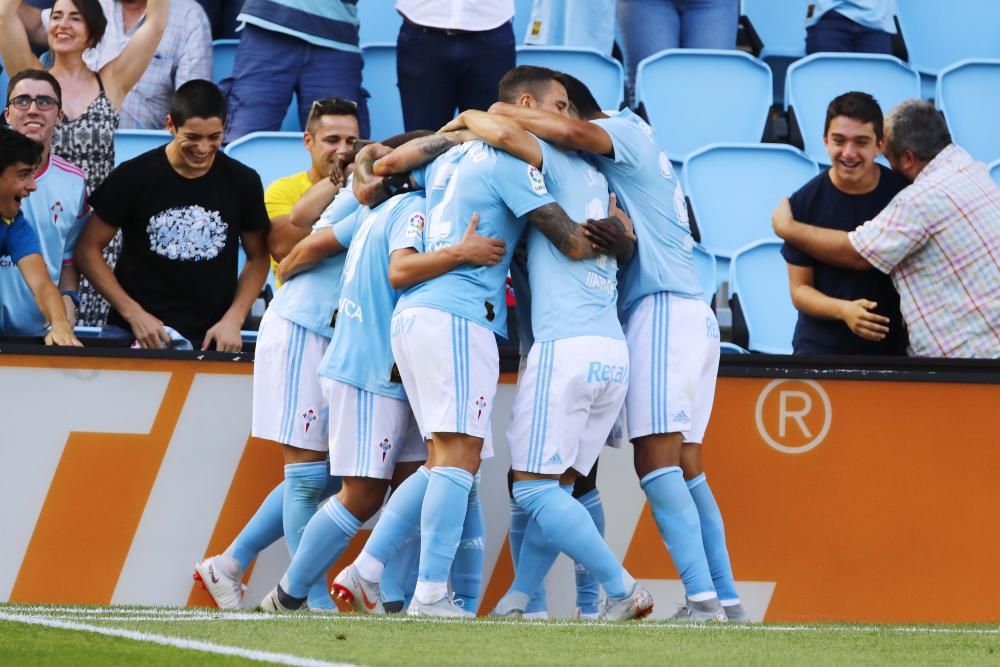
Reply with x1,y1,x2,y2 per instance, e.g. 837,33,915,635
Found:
194,64,746,623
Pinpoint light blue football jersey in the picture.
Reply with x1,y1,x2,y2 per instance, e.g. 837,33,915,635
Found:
319,192,426,400
528,139,623,342
589,109,701,316
269,185,362,337
396,140,555,337
0,155,88,335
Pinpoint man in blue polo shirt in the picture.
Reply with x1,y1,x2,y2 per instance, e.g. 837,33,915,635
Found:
0,126,80,346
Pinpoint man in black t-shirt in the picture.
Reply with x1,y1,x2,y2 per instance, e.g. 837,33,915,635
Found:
77,80,270,351
780,92,908,355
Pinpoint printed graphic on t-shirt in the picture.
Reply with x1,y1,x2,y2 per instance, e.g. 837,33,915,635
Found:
146,206,228,261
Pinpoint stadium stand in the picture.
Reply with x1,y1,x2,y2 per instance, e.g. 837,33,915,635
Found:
691,242,717,306
895,0,1000,97
113,129,171,166
785,53,921,164
513,0,534,42
635,49,771,165
728,239,796,354
0,67,7,101
990,159,1000,187
211,38,239,84
935,59,1000,164
224,132,305,190
362,44,404,141
358,1,403,46
516,46,624,110
683,143,819,265
740,0,808,60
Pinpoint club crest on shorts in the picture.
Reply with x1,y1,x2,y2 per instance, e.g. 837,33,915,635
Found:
473,395,487,422
527,165,548,195
301,408,318,433
378,438,392,462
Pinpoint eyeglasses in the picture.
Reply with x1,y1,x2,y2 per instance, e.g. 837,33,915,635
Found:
7,95,60,111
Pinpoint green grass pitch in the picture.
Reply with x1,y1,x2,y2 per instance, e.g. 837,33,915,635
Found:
2,604,998,666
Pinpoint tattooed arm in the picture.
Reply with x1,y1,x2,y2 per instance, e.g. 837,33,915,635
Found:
372,129,476,177
526,203,634,263
351,143,394,207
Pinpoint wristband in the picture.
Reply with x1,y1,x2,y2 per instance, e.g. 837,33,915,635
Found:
382,172,415,198
61,290,81,308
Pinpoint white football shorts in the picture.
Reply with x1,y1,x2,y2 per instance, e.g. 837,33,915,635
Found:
508,336,629,476
390,307,499,449
320,377,427,479
624,292,721,443
252,308,330,451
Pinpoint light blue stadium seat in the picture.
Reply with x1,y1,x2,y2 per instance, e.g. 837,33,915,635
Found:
0,68,8,100
785,53,920,164
729,239,795,354
683,143,819,260
516,46,624,110
212,38,239,83
691,242,716,305
114,129,170,166
989,160,1000,187
224,131,307,191
636,49,771,164
740,0,809,59
936,59,1000,164
513,0,534,42
359,1,402,46
362,44,404,140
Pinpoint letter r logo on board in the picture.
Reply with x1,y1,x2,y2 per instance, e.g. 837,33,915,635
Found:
755,380,832,454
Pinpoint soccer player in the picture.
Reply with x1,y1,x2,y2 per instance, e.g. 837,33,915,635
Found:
0,125,81,346
1,69,88,337
490,73,745,622
334,66,633,618
441,94,651,620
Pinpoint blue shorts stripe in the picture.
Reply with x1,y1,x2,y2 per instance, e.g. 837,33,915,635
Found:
461,319,470,433
287,327,308,443
650,295,661,433
281,325,304,443
278,324,298,442
661,294,670,431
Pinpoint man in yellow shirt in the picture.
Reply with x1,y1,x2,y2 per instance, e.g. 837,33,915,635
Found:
265,97,360,285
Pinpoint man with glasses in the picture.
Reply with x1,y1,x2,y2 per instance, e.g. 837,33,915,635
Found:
266,97,360,286
0,70,89,338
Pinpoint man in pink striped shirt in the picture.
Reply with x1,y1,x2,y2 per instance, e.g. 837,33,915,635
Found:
773,99,1000,358
0,69,89,336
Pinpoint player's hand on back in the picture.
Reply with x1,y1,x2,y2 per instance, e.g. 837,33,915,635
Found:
839,299,890,341
202,315,244,353
584,194,634,260
457,212,506,266
124,307,172,349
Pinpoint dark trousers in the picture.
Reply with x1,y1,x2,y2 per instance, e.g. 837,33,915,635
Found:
806,11,893,55
396,20,516,132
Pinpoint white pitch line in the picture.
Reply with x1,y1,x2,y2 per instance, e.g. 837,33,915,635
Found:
0,611,360,667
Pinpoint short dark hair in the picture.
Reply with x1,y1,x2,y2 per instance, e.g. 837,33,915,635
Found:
169,80,227,127
62,0,108,48
884,99,952,162
0,126,45,174
7,69,62,106
824,92,885,141
497,65,562,104
557,72,601,119
306,97,359,133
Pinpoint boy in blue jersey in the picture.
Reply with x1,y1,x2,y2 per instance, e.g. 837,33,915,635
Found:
440,77,652,620
334,66,634,618
0,70,88,337
0,126,80,346
490,74,746,622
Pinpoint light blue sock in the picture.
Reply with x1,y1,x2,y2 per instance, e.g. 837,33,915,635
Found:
227,482,284,571
451,473,484,613
510,485,573,603
380,534,419,605
417,467,473,587
280,498,361,600
641,466,716,598
513,480,633,599
509,498,548,613
687,473,739,603
363,467,430,568
282,461,334,609
575,489,605,615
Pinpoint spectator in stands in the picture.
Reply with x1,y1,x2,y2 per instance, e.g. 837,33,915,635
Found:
805,0,896,55
0,69,89,337
267,97,360,282
75,79,270,351
0,126,81,345
193,0,237,39
617,0,738,105
224,0,369,142
782,92,908,355
396,0,516,132
1,0,169,327
20,0,211,129
773,99,1000,359
523,0,616,56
